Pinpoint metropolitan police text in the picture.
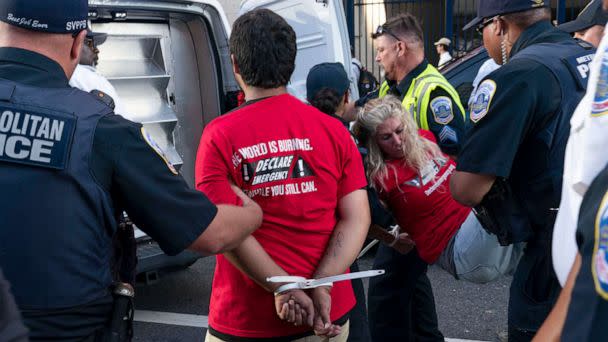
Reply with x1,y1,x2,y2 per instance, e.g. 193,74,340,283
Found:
0,110,65,163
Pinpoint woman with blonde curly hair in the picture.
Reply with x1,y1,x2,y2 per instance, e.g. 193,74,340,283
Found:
355,96,519,282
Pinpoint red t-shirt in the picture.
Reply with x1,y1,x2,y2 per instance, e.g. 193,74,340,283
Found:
195,94,367,338
376,130,470,264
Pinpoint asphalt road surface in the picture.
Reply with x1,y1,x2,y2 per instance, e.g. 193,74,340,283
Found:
132,253,511,342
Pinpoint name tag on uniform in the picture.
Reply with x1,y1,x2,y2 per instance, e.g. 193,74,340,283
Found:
563,52,595,90
0,105,76,170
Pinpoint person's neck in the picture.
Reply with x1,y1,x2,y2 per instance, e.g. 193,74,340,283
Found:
394,53,424,82
243,86,288,102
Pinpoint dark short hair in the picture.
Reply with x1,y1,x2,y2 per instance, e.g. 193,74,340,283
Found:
309,87,343,115
372,13,423,43
230,9,297,88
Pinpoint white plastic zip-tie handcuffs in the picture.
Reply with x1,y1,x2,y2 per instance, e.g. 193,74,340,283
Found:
267,269,385,295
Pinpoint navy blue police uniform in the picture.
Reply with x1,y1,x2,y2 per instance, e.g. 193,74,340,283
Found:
562,163,608,341
356,60,465,157
0,2,218,341
459,2,595,340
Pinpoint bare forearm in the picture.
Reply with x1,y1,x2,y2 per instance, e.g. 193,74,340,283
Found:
314,218,369,278
188,203,262,255
450,171,495,207
224,235,289,292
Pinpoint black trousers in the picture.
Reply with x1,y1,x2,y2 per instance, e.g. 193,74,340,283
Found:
507,241,560,342
347,260,371,342
368,245,444,342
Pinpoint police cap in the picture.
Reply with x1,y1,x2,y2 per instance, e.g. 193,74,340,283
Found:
463,0,549,31
558,0,608,33
0,0,88,34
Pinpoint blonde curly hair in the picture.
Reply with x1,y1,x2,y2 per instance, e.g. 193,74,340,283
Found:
354,96,441,190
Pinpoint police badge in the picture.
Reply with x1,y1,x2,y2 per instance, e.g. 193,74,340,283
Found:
593,191,608,300
430,96,454,124
141,127,179,175
470,80,497,123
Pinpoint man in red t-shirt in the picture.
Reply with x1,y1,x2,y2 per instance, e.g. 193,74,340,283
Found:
195,9,370,341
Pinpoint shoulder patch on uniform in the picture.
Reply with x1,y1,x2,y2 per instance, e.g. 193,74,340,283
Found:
470,79,496,123
90,89,115,110
430,96,454,125
593,190,608,300
141,127,178,175
592,50,608,117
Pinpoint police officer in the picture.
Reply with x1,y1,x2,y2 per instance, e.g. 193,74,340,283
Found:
354,13,466,158
532,164,608,340
70,26,127,115
558,0,608,48
533,2,608,340
559,163,608,341
450,0,595,340
0,1,263,341
552,0,608,290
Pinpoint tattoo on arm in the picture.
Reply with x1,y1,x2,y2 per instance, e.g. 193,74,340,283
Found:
325,231,344,258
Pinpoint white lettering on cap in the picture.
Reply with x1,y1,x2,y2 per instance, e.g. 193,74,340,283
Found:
66,20,87,31
6,13,48,30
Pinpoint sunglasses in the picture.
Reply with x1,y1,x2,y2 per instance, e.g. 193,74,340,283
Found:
374,24,401,41
476,16,499,35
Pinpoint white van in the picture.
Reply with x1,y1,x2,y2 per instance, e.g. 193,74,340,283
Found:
88,0,355,282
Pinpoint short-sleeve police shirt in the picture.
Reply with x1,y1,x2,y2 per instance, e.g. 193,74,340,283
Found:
0,47,217,340
356,60,465,156
562,163,608,341
0,47,217,255
457,22,564,179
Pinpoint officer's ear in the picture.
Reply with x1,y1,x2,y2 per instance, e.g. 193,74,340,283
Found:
396,40,408,56
71,30,87,64
494,17,506,37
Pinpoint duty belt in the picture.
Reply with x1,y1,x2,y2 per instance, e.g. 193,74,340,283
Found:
267,270,385,295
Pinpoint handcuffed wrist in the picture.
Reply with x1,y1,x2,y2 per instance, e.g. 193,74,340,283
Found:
387,225,400,247
273,282,333,296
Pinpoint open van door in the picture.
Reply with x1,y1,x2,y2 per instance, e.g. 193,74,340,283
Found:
239,0,358,101
88,0,236,282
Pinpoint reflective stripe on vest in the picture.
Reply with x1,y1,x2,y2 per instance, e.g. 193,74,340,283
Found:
379,64,465,130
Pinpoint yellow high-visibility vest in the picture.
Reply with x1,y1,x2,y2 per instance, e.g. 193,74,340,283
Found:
378,64,465,130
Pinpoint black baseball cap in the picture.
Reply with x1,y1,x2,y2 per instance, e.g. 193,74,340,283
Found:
0,0,88,34
558,0,608,33
87,30,108,46
306,62,350,102
463,0,549,31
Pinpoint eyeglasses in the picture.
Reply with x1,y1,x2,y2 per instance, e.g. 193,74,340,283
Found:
475,16,499,35
84,38,96,50
374,24,401,41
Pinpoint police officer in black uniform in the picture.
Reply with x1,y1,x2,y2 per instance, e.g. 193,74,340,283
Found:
560,163,608,341
0,1,263,341
533,163,608,341
451,1,595,341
